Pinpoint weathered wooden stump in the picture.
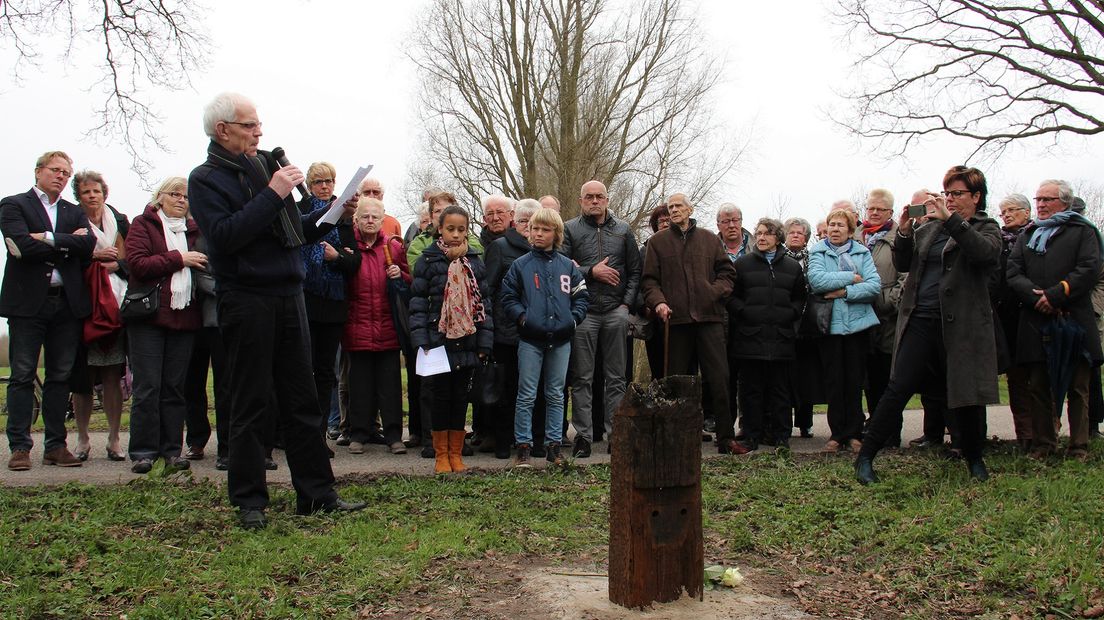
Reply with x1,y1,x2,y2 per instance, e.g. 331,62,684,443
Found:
608,375,704,609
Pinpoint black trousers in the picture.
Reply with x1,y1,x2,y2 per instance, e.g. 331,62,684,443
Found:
423,369,474,431
183,326,231,457
309,320,344,435
738,359,792,443
865,350,892,418
127,324,194,461
668,323,733,441
491,344,520,449
347,349,403,444
218,291,336,512
861,317,984,461
406,353,423,439
821,331,870,443
1090,365,1103,425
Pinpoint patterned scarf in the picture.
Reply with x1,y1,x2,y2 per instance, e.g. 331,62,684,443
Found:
830,239,857,272
436,239,485,339
301,196,345,300
862,220,892,250
785,248,809,271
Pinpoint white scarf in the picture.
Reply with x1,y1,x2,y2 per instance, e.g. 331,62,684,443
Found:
89,209,127,307
157,209,192,310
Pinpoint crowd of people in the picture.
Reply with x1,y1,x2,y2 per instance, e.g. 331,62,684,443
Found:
3,92,1101,527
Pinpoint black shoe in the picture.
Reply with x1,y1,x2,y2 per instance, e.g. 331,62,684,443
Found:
1089,425,1101,439
703,417,716,433
530,443,546,459
335,433,351,447
297,497,368,516
854,455,878,485
131,458,153,474
265,457,278,471
546,444,564,466
184,445,205,460
572,437,592,459
166,456,190,471
420,445,435,459
327,427,340,440
239,508,266,530
775,438,790,451
909,436,942,448
215,456,229,471
799,428,814,439
478,436,497,453
968,459,989,482
367,431,387,445
702,433,713,443
404,434,422,448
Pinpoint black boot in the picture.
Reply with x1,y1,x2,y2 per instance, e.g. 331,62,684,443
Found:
967,459,989,482
854,455,878,485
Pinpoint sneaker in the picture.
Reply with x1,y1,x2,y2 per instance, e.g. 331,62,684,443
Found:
572,437,592,459
389,441,407,455
131,458,153,474
513,444,532,468
348,441,365,454
546,444,564,466
327,427,341,440
335,433,351,447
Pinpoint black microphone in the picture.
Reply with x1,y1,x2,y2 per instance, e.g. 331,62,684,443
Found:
269,146,311,200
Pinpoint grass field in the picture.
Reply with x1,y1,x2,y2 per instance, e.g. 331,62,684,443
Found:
0,443,1100,618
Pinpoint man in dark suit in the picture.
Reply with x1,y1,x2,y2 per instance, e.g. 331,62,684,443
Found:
188,92,364,529
2,151,96,471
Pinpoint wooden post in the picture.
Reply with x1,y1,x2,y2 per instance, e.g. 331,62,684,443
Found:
608,375,704,609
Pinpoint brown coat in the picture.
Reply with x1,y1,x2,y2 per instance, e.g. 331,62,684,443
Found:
866,223,907,353
641,220,736,325
892,212,1002,408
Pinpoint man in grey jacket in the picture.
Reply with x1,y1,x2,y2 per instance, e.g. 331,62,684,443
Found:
562,180,642,457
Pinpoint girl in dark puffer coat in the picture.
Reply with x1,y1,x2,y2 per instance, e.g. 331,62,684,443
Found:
409,206,494,473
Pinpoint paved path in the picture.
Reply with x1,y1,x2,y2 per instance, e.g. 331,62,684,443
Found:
0,406,1026,488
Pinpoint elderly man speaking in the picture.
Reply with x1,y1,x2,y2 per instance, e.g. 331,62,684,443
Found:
188,93,365,529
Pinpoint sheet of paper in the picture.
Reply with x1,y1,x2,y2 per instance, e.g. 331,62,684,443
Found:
319,164,374,225
415,345,451,377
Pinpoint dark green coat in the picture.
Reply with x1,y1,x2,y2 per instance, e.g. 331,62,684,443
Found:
892,212,1002,408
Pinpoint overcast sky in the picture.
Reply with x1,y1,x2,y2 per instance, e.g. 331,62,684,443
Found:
1,0,1101,232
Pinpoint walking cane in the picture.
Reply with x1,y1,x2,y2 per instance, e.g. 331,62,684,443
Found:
663,318,670,379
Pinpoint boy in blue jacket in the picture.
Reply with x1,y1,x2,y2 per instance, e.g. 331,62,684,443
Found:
500,208,588,467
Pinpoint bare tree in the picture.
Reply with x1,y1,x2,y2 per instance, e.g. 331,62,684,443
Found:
835,0,1104,159
407,0,745,227
1073,179,1104,228
0,1,209,179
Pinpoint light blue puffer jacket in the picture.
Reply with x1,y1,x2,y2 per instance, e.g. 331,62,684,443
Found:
807,239,882,335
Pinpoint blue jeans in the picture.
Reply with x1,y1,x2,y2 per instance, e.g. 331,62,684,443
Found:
5,296,81,452
515,340,571,446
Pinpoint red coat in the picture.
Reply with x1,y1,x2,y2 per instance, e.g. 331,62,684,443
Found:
343,231,411,351
124,204,202,331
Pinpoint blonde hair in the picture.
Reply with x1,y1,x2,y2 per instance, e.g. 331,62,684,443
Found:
307,162,336,186
151,176,188,207
36,151,72,170
826,208,858,233
867,188,895,210
528,207,564,247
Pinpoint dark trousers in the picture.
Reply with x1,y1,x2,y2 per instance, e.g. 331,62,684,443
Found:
822,331,869,443
183,326,231,457
865,350,892,417
5,296,81,452
861,317,985,461
127,323,194,460
1005,363,1034,442
309,320,344,435
645,320,666,379
347,349,403,444
1089,365,1103,426
738,359,792,444
218,291,336,512
668,323,733,441
423,369,474,431
491,343,520,450
1026,360,1090,452
406,353,423,439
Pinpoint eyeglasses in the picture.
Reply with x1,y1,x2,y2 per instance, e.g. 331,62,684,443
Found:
942,189,973,198
162,191,188,201
867,207,893,213
582,193,607,201
1034,196,1062,204
357,214,381,221
1000,207,1027,216
485,211,509,219
39,166,71,178
718,218,742,226
311,179,335,186
225,121,262,131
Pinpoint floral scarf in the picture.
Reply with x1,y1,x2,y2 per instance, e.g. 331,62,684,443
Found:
436,239,485,338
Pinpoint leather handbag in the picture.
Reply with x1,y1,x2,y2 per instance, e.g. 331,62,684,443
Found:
471,357,505,407
799,293,833,337
119,280,164,322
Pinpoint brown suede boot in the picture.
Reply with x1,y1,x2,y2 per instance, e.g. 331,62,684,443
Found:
432,431,451,474
448,430,467,473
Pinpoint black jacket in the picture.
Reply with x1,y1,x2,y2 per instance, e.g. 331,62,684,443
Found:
485,228,532,345
0,189,95,318
727,247,806,361
1007,217,1103,365
500,249,589,347
562,212,642,313
409,242,494,370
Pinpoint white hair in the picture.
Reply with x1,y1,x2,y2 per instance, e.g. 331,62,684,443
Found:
716,202,742,218
358,177,385,194
999,193,1032,213
515,198,540,221
1039,179,1074,206
481,194,515,211
417,201,430,218
202,92,253,139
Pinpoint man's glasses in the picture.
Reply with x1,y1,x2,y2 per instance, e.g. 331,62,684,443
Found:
225,121,262,131
1034,196,1061,204
39,166,71,178
718,218,742,226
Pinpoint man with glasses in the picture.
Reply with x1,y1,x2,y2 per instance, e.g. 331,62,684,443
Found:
356,177,402,238
189,92,364,528
717,203,750,261
561,180,641,457
1007,179,1103,462
2,151,95,471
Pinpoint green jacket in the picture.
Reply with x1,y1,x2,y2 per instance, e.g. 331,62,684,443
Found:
406,230,484,272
